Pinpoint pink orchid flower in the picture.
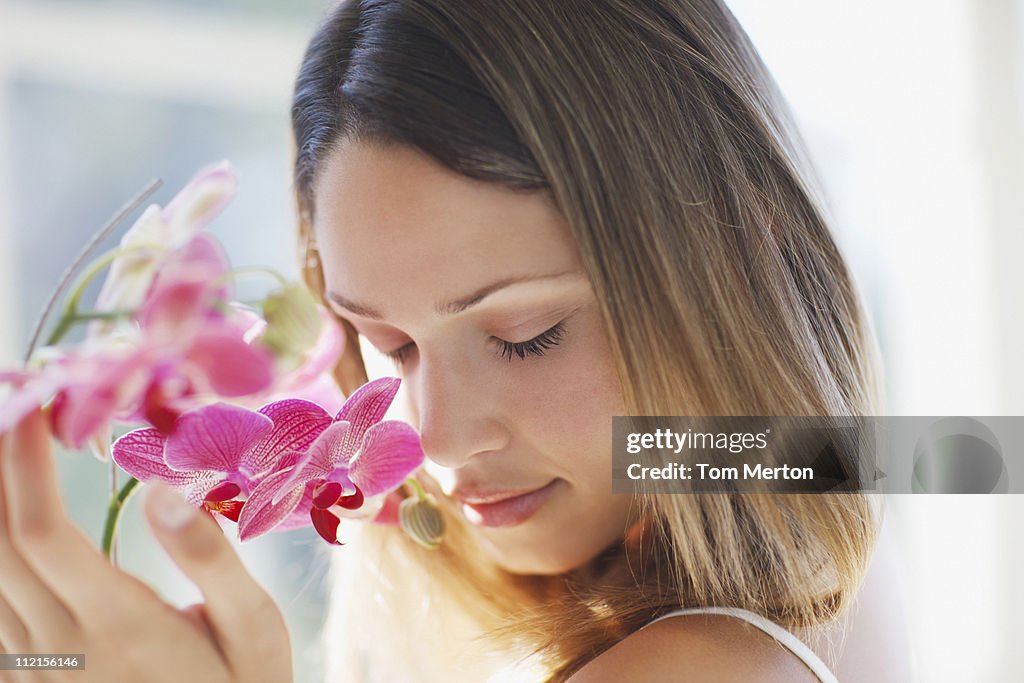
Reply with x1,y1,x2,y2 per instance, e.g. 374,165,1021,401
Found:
44,233,276,451
0,369,66,435
47,347,152,450
94,161,236,320
1,160,343,461
238,377,424,545
2,229,332,454
112,399,332,523
126,233,276,427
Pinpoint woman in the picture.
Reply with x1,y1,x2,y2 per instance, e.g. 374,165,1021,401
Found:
299,0,911,680
0,0,910,681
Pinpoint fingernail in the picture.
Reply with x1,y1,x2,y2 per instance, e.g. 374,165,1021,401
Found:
149,486,196,531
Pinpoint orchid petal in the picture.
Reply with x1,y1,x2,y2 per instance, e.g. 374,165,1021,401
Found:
86,425,113,462
184,477,233,506
150,481,232,514
112,428,221,490
140,274,210,343
372,490,403,526
297,420,352,472
335,376,401,423
204,481,242,502
349,420,425,497
174,233,231,281
0,370,33,383
160,161,237,233
277,310,345,391
310,507,342,545
92,177,230,336
164,403,273,472
242,399,333,475
330,377,401,460
312,481,344,509
336,485,364,510
138,253,230,358
186,326,275,397
237,466,317,541
275,482,316,531
269,421,350,504
138,373,192,435
93,204,167,318
0,373,63,434
166,234,233,304
141,235,230,337
255,449,308,481
266,374,344,415
50,353,149,450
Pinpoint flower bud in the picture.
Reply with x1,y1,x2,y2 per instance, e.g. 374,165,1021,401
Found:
261,282,323,361
398,493,445,550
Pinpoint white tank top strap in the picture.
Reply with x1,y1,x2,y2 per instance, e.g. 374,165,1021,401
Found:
641,606,839,683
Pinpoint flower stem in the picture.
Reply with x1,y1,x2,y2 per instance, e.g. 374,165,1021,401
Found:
44,316,77,350
109,457,119,565
69,309,135,322
101,477,140,561
24,179,162,363
405,476,427,501
43,245,155,348
218,265,290,288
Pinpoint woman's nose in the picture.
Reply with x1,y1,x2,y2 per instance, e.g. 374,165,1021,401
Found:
410,355,508,470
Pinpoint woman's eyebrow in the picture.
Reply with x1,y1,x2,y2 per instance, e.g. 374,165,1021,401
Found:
326,270,578,321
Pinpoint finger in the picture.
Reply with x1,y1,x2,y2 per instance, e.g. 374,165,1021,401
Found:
0,416,76,648
0,595,28,651
179,603,217,644
0,432,28,651
1,411,141,633
4,409,66,523
144,484,292,679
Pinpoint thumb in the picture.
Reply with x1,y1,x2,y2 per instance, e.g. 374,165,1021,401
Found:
180,602,216,642
143,484,291,675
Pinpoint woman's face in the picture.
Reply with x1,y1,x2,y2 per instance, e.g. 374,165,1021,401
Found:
312,140,633,574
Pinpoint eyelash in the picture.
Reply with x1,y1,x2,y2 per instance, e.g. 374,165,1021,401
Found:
498,320,567,362
382,320,567,365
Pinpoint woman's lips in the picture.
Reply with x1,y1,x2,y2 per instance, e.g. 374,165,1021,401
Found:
458,479,560,528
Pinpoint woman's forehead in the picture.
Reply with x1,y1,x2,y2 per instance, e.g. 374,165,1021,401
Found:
311,140,582,303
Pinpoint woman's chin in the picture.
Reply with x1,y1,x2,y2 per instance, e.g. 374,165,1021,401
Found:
464,492,636,575
483,541,586,576
470,525,612,576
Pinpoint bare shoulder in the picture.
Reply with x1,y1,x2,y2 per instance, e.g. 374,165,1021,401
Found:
568,613,821,683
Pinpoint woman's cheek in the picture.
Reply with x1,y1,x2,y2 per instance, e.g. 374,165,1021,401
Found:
502,316,625,470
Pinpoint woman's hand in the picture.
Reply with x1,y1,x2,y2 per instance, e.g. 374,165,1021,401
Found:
0,410,294,682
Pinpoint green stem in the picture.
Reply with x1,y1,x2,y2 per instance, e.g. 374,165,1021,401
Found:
23,178,162,363
405,476,427,501
70,309,135,322
217,265,289,289
44,315,77,349
102,477,140,560
43,244,156,348
67,244,156,312
43,310,132,347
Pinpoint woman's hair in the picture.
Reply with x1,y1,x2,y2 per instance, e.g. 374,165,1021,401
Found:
291,0,885,680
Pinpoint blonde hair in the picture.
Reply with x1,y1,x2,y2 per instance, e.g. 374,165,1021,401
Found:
292,1,885,679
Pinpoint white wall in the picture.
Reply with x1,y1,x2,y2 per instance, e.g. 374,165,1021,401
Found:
727,1,1024,679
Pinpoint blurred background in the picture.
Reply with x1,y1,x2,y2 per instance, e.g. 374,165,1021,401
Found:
0,0,1021,681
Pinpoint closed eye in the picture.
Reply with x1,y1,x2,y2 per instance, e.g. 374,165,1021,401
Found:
496,320,566,361
381,320,567,366
382,342,415,365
